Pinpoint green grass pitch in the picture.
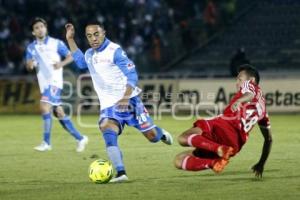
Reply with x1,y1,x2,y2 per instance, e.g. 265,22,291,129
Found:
0,114,299,200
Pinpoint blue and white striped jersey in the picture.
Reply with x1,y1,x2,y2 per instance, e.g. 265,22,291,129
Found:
72,38,141,110
25,36,70,93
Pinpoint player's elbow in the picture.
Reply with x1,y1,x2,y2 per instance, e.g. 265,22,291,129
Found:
66,54,74,62
77,63,88,69
73,59,87,69
267,136,273,143
264,133,273,144
127,75,138,88
71,49,88,69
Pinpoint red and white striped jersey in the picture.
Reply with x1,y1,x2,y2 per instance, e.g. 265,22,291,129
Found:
223,80,270,142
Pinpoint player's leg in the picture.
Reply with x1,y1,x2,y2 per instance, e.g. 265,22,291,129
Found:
177,127,203,146
129,96,173,144
34,101,53,151
54,106,88,152
174,149,229,173
174,150,194,169
178,120,234,159
99,118,128,183
142,127,173,145
178,127,224,154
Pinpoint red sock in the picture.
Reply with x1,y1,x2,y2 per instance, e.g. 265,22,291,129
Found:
188,134,221,154
182,156,215,171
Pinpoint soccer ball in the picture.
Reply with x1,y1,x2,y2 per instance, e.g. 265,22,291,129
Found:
89,159,114,184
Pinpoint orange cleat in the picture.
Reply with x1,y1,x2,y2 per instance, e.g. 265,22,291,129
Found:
217,146,234,160
212,159,229,173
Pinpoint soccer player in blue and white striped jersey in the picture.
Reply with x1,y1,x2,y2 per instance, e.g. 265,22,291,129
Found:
65,22,173,182
25,18,88,152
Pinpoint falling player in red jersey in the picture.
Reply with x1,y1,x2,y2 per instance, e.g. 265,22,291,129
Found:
174,64,272,178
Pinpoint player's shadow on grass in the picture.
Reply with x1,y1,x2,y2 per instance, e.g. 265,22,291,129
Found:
133,169,283,183
145,169,292,183
202,174,300,183
214,169,280,176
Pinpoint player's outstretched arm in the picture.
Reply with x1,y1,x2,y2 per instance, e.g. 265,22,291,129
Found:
65,23,88,69
231,92,254,112
65,23,79,52
252,126,272,178
53,54,73,69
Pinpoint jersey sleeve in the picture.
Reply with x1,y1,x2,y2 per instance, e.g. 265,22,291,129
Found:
57,40,70,57
72,49,88,69
113,48,138,88
258,112,271,129
25,45,33,61
241,80,256,95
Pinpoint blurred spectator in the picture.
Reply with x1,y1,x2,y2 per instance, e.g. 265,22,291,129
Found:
180,21,195,52
230,47,250,77
0,0,236,74
0,21,10,42
203,0,219,36
151,34,162,71
220,0,237,25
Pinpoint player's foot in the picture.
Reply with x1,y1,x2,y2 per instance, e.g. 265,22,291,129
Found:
161,129,173,145
34,141,52,152
217,146,234,160
212,158,229,173
76,135,88,152
109,174,129,183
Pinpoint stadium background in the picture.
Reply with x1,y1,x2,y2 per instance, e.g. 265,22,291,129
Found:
0,0,300,200
1,0,299,114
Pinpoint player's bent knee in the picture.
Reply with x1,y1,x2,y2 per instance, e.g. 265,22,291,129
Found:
143,129,156,141
174,153,186,169
143,127,163,143
53,106,65,119
177,135,188,146
99,120,119,134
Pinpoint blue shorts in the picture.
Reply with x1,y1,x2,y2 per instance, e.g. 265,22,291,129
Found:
40,85,62,106
99,96,156,134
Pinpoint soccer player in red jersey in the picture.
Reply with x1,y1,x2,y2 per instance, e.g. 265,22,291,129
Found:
174,64,272,178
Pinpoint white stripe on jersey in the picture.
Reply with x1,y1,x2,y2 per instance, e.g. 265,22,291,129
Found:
85,41,141,110
27,37,64,93
241,80,256,95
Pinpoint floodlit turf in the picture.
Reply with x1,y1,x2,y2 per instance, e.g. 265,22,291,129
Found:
0,114,299,200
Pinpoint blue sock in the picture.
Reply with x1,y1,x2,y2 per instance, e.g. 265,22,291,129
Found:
102,129,125,173
149,126,163,143
42,113,52,145
59,117,83,140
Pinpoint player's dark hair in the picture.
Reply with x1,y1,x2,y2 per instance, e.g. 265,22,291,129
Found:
30,17,47,30
85,21,105,30
238,64,260,84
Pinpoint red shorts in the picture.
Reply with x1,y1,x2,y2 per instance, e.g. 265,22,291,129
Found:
193,117,245,154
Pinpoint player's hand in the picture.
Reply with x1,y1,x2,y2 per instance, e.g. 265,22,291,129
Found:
231,101,241,112
251,162,264,178
65,23,75,40
26,63,34,71
26,60,37,71
117,98,130,112
53,62,63,70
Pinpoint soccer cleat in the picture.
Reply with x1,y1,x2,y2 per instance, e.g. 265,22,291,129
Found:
34,141,52,152
109,174,129,183
161,129,174,145
212,159,229,173
76,135,88,152
217,146,234,160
